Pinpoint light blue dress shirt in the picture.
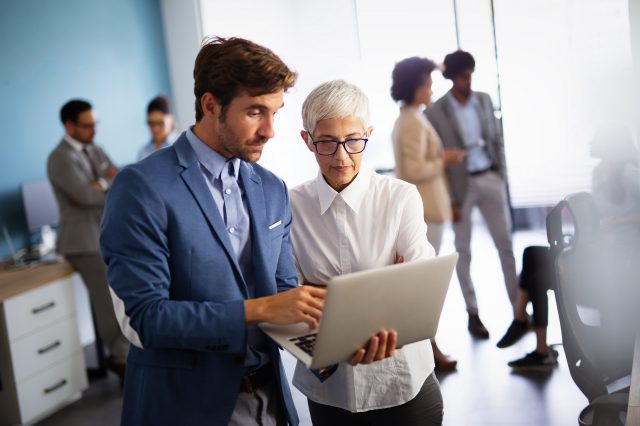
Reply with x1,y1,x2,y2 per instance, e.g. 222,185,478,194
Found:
448,92,493,173
185,128,269,371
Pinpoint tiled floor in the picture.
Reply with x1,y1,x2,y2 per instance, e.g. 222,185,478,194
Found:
38,223,588,425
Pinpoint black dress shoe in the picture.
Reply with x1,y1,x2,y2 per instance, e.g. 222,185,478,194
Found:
468,314,490,339
496,318,530,348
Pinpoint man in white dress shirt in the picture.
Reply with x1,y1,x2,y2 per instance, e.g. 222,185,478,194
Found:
289,80,443,425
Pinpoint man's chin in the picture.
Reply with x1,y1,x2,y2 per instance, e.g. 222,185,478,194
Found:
240,146,265,163
239,151,263,163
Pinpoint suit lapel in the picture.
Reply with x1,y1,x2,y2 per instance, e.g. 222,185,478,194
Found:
174,137,248,296
473,94,491,142
442,95,466,148
60,140,94,180
239,164,272,298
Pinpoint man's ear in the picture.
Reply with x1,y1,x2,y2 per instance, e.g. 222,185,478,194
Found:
63,121,74,135
300,130,314,152
200,93,221,119
366,126,374,138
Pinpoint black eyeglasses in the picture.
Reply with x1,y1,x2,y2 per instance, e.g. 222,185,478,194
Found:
74,121,97,130
307,132,368,156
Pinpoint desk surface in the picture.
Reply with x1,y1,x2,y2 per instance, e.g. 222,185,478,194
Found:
0,261,74,302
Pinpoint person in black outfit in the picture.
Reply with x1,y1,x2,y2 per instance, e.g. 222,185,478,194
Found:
496,247,559,370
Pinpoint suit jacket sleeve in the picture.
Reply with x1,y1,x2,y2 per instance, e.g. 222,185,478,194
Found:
95,145,118,186
100,167,247,354
394,115,444,184
47,148,106,208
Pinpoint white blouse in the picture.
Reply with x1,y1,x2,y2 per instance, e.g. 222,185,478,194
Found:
289,168,436,412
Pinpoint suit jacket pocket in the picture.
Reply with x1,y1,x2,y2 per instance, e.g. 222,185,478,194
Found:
269,226,284,240
268,226,285,265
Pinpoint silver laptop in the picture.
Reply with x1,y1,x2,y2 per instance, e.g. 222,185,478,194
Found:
259,253,458,369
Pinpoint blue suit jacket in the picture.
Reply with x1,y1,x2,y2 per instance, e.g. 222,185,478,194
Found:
100,134,299,426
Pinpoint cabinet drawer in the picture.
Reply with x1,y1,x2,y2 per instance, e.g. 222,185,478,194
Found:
10,316,82,382
16,352,87,425
4,277,75,341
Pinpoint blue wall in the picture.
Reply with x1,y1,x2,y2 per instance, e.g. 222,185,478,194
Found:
0,0,172,258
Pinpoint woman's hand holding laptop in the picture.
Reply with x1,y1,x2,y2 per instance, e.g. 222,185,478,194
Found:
348,329,398,365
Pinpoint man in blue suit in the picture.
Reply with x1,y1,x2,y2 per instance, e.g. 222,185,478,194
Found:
100,36,325,426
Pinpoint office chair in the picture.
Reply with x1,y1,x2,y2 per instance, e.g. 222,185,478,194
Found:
547,192,634,425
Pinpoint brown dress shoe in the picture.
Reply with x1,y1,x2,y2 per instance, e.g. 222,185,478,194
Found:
431,340,457,371
468,314,490,339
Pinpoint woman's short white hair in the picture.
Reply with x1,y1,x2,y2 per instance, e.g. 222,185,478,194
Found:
302,79,370,134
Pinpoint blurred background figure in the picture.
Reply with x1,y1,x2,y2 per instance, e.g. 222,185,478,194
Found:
137,95,178,160
426,50,518,339
590,123,640,243
588,123,640,350
498,123,640,371
47,99,128,383
391,56,464,372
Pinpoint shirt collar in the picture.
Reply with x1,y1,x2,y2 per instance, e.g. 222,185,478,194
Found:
64,134,87,152
186,126,240,180
315,168,371,215
447,91,476,109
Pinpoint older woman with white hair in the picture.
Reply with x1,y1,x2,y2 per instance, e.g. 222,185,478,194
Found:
289,79,444,425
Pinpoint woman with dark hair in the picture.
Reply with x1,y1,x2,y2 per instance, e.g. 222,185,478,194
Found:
391,57,465,371
137,95,179,160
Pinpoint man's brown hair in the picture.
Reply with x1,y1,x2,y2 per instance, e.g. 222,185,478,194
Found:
193,36,297,121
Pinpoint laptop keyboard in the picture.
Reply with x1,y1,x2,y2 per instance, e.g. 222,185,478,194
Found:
289,333,317,356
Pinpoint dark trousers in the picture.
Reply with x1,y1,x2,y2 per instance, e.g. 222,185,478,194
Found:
307,372,443,426
65,253,129,358
519,246,555,328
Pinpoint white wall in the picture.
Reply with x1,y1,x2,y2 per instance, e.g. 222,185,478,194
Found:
198,0,364,186
630,0,640,147
494,0,635,206
160,0,460,187
159,0,202,131
160,0,638,203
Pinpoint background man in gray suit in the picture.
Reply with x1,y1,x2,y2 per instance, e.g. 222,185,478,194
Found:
426,51,518,339
47,99,128,380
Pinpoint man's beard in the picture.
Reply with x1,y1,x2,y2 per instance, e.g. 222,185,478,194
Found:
72,131,93,144
218,121,268,162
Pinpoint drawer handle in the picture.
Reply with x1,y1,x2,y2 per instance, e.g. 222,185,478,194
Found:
38,340,62,355
32,301,56,314
43,379,67,394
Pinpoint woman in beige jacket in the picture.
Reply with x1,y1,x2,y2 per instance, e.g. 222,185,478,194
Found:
391,56,465,371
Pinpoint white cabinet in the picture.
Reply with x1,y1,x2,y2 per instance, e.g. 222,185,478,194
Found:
0,263,88,426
